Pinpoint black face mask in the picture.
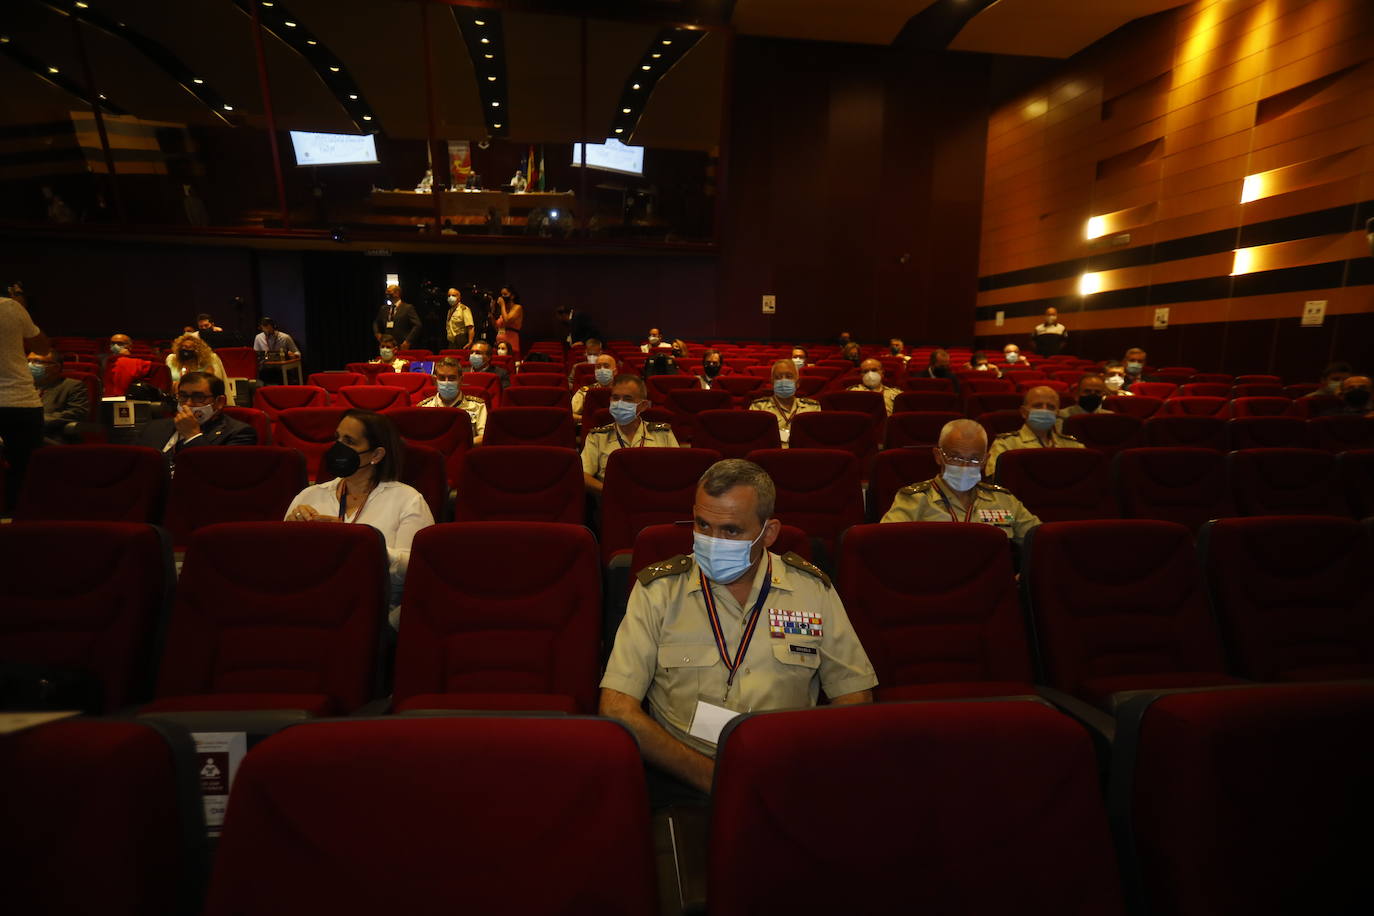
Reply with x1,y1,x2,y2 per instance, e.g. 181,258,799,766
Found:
930,366,949,378
1345,389,1371,409
1078,393,1103,412
325,441,365,478
890,346,901,355
704,363,722,378
179,349,196,361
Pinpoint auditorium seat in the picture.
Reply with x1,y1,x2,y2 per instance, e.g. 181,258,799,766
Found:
867,448,940,522
1226,416,1307,450
902,376,954,392
1189,373,1234,385
221,406,272,445
576,384,613,417
662,387,734,443
1103,394,1162,419
1114,447,1231,531
393,523,600,713
1228,448,1343,516
451,446,583,524
819,390,888,425
714,374,767,406
1062,412,1143,457
1144,414,1226,450
343,362,391,384
976,408,1025,439
1234,374,1282,386
203,717,656,916
1022,520,1240,709
883,410,962,449
272,407,347,482
965,391,1023,415
1231,383,1287,399
1285,393,1341,417
1336,450,1374,518
397,444,447,522
746,448,863,563
4,717,207,916
307,371,365,401
1156,396,1227,417
1130,382,1177,399
838,523,1033,699
503,385,572,408
600,447,721,565
709,701,1123,916
253,385,329,419
143,522,388,717
164,447,307,548
1199,516,1373,681
961,377,1014,394
1284,383,1321,399
461,370,502,406
384,406,473,458
376,372,434,405
789,411,878,470
646,375,701,402
1307,415,1374,452
1177,382,1231,398
334,384,409,412
893,390,959,413
1111,683,1374,916
482,406,575,448
994,448,1115,522
569,362,596,388
691,409,781,458
628,522,811,597
1229,396,1291,418
14,445,166,523
510,372,565,388
0,522,170,712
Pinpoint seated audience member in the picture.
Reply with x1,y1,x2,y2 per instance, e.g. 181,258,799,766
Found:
29,350,89,441
189,312,223,340
750,359,820,446
284,409,434,623
570,337,605,386
643,344,680,380
881,418,1041,548
573,354,618,422
137,371,256,465
840,342,863,366
582,374,679,494
1122,347,1148,385
102,334,158,397
848,357,900,415
1304,361,1352,398
253,317,299,361
1001,343,1030,368
965,350,1002,377
987,385,1084,475
1059,373,1110,419
1103,361,1134,396
640,328,664,353
600,458,876,805
837,331,853,348
166,333,228,388
1320,375,1373,417
370,334,409,373
468,341,510,388
698,349,727,390
889,338,911,364
790,345,810,370
417,357,487,443
494,340,515,360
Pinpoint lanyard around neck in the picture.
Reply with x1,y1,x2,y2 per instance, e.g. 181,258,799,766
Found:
700,557,772,692
932,481,976,523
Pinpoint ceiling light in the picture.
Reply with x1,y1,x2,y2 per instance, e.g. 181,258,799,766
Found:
486,75,495,81
98,93,106,99
492,122,501,128
362,115,372,121
192,78,204,84
662,40,672,45
1085,216,1105,239
474,19,486,26
641,65,651,70
329,66,340,72
0,37,9,43
484,53,493,59
75,1,89,8
480,37,489,44
262,1,273,5
491,101,500,107
622,108,631,113
284,21,296,28
223,104,234,111
1240,174,1263,203
652,53,661,59
47,67,59,73
632,83,640,90
348,93,358,100
615,128,624,133
1230,248,1255,275
306,39,317,45
1078,272,1103,296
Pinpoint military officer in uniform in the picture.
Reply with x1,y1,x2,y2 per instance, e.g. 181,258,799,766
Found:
749,359,819,446
881,419,1041,547
847,357,901,415
417,357,488,443
571,353,617,423
600,459,876,804
581,373,680,493
986,384,1084,475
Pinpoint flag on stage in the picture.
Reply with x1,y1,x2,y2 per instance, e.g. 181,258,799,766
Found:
526,145,537,192
538,146,546,191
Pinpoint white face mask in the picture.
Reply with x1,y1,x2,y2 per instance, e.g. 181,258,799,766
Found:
190,403,217,425
862,370,882,389
447,295,458,306
1005,351,1019,363
792,357,805,369
1105,375,1124,389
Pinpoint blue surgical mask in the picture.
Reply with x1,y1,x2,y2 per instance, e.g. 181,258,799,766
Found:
436,380,459,401
594,367,613,386
694,528,766,584
941,464,982,492
469,353,486,370
773,378,797,398
1126,361,1143,374
28,362,47,380
110,343,127,355
609,399,640,426
379,348,394,361
1027,408,1058,432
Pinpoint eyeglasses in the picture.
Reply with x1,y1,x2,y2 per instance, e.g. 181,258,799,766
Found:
938,448,984,468
175,392,214,405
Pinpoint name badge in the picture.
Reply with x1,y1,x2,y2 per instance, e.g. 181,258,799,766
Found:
779,428,791,444
385,320,395,329
688,697,742,747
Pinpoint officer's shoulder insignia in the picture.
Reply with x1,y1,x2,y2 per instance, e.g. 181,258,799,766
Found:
646,421,674,432
748,397,770,407
899,479,935,496
576,385,589,394
1060,433,1081,442
590,423,614,435
636,554,691,586
994,430,1018,439
977,481,1011,493
781,551,832,590
798,397,820,406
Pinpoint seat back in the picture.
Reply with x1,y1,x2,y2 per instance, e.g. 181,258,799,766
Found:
1104,395,1162,419
334,385,409,412
164,447,307,548
452,446,584,524
965,392,1023,416
600,448,722,563
253,385,328,419
482,407,576,448
1144,415,1226,450
272,407,348,483
1157,396,1227,417
867,448,940,522
510,372,565,388
1231,383,1286,399
646,375,701,402
662,388,734,442
503,386,572,408
154,522,389,713
961,377,1015,394
1234,374,1282,385
745,448,863,558
819,390,888,424
883,410,962,449
221,406,272,445
1189,373,1234,385
1226,416,1307,450
1230,396,1291,418
976,409,1025,439
1228,448,1342,516
1336,449,1374,518
376,372,435,404
893,390,959,413
789,411,878,469
383,406,473,457
1307,415,1374,453
397,444,447,522
994,448,1115,521
902,377,954,392
1177,382,1231,398
216,347,258,379
1130,382,1177,399
307,371,365,399
15,445,166,523
1062,412,1144,456
691,409,781,458
1114,447,1231,531
343,362,390,384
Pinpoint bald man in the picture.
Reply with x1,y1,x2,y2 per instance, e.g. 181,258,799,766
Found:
880,419,1041,547
749,359,820,446
847,357,901,415
986,385,1085,475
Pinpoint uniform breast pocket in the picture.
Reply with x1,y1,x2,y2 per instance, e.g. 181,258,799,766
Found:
657,645,718,695
772,639,821,675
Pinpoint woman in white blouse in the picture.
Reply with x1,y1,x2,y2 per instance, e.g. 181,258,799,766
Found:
284,409,433,623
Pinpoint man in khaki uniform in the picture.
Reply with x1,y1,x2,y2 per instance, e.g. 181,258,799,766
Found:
847,357,901,415
571,353,617,423
444,288,474,348
986,385,1084,475
882,418,1041,547
581,374,680,493
749,359,820,446
417,357,487,443
601,459,876,804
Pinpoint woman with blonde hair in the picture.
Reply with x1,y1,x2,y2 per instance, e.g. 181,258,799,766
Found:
166,332,227,387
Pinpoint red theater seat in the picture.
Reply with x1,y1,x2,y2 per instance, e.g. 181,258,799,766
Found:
307,371,365,401
600,447,722,564
1285,394,1340,417
976,409,1025,439
961,377,1014,394
396,444,447,522
894,390,959,413
253,385,328,419
1232,383,1287,399
746,448,863,561
1229,396,1291,418
903,377,954,392
646,375,701,402
713,374,767,406
393,523,600,713
1114,447,1232,531
511,372,565,388
14,445,166,523
819,390,888,424
144,522,389,716
1130,382,1177,399
164,447,306,548
1228,448,1343,517
1226,416,1307,450
376,372,435,405
1177,382,1231,398
691,409,780,458
204,717,656,916
994,448,1115,522
789,411,878,470
272,407,347,482
1104,395,1163,419
868,448,941,522
1336,449,1374,518
1022,520,1240,709
1234,374,1282,385
482,407,575,448
662,387,734,442
1157,396,1227,417
384,406,473,457
838,523,1032,699
451,446,584,524
503,385,572,408
1144,415,1226,450
221,406,272,445
1062,412,1143,457
462,371,502,404
334,385,409,412
965,391,1023,415
1307,415,1374,452
884,410,962,449
344,362,391,383
709,701,1123,916
1190,373,1234,385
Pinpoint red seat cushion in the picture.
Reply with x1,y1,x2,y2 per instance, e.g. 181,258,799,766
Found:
393,692,578,714
141,692,335,716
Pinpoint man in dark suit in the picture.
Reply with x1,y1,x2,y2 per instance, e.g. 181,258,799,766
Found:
138,371,256,467
372,284,423,349
555,305,600,345
29,350,90,442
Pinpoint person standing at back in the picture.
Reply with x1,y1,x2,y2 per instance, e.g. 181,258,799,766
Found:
373,285,422,349
0,287,51,508
1030,307,1068,358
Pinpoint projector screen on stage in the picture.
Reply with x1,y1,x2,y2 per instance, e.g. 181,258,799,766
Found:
289,131,379,167
571,139,644,176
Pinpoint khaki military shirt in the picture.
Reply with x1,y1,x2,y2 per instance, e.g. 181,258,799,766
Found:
580,420,680,480
570,383,610,419
880,477,1042,547
415,394,487,440
845,383,901,415
986,424,1084,474
601,550,878,757
748,395,820,446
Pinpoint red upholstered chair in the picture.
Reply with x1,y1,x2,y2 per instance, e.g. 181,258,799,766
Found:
1156,396,1227,417
965,391,1023,416
1022,520,1241,709
662,387,734,443
163,447,306,548
216,347,258,379
1112,683,1374,916
334,385,409,412
0,522,170,712
575,385,613,419
569,361,597,388
1114,447,1232,531
1336,450,1374,519
1104,395,1162,419
344,362,391,384
253,385,328,419
1052,370,1086,386
144,522,389,716
714,374,767,406
384,406,473,458
838,523,1032,699
646,375,702,402
221,406,272,445
1144,415,1227,450
461,370,502,406
394,349,432,361
14,445,166,523
1231,383,1286,398
894,390,959,413
376,372,435,405
819,390,888,425
746,448,864,562
628,522,811,596
1062,412,1143,457
789,411,879,471
204,717,656,916
691,409,781,458
504,385,572,408
1229,396,1291,418
5,718,207,916
903,376,955,392
1308,415,1374,453
883,410,962,449
600,447,721,565
1177,382,1231,398
307,371,365,402
393,523,600,713
793,375,829,398
272,407,347,482
976,409,1025,439
1234,374,1282,385
397,444,447,522
1284,383,1321,398
709,701,1123,916
482,406,575,448
1151,371,1193,388
994,448,1115,522
961,377,1015,394
1130,382,1177,400
451,446,584,524
1285,394,1341,417
511,372,566,388
1199,516,1374,682
1226,416,1307,450
1228,448,1343,517
1190,373,1234,385
867,447,941,522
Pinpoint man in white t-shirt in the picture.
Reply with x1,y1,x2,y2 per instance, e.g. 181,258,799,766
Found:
0,290,51,507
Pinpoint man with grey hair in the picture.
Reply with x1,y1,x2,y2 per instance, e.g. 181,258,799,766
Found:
881,419,1041,547
986,384,1084,475
417,356,488,443
581,373,679,493
601,458,876,807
